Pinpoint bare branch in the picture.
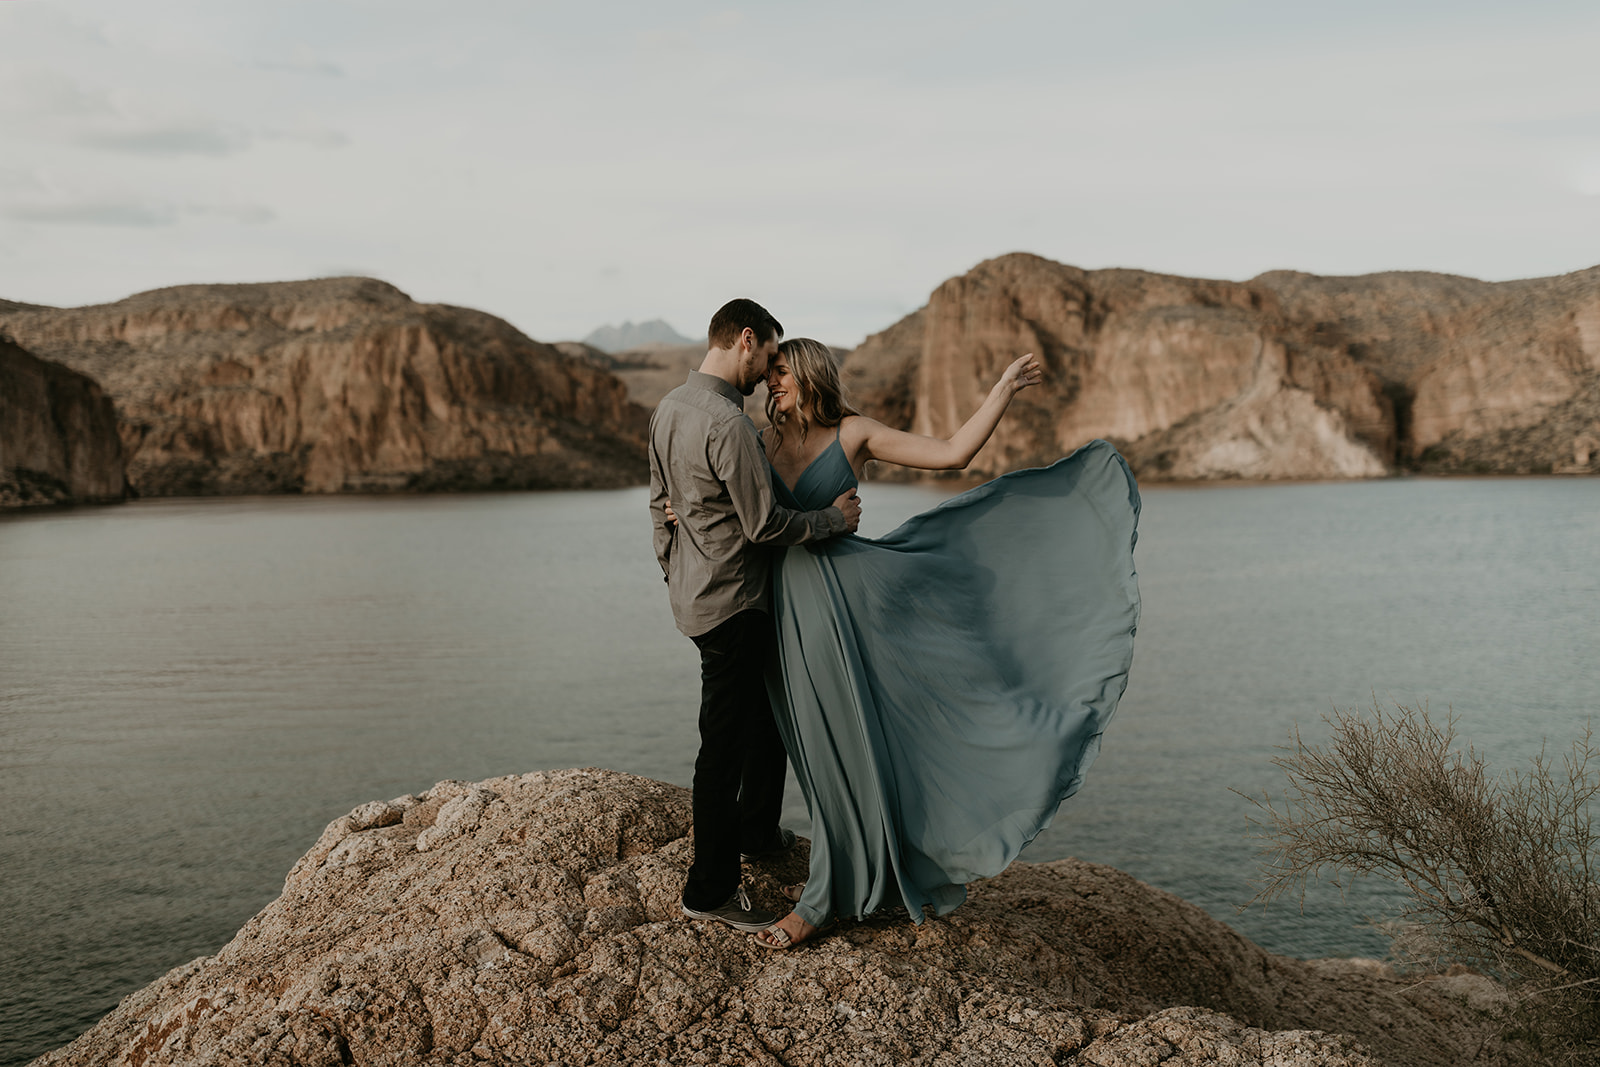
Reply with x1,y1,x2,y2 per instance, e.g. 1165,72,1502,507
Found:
1244,702,1600,1063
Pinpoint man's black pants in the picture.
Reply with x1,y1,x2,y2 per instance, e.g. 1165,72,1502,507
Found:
681,608,787,911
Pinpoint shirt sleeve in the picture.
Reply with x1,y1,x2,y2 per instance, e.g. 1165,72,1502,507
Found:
711,416,847,545
647,430,673,579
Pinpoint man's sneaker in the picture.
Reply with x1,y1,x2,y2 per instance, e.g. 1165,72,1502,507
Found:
740,827,797,864
681,885,776,932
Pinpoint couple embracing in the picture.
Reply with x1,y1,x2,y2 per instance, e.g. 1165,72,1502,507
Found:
648,298,1140,950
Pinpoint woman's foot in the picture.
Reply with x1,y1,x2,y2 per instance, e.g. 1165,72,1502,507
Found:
754,911,819,950
781,882,805,903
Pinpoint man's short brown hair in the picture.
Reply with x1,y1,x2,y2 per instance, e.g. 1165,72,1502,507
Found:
707,299,782,351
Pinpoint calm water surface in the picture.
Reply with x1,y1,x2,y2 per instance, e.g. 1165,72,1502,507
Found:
3,477,1598,1065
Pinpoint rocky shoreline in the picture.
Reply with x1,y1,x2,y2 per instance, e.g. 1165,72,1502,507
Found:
33,768,1510,1067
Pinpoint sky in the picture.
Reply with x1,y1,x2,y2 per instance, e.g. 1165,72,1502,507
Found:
2,1,1598,347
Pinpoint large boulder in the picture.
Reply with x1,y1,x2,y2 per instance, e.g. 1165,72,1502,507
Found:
33,769,1508,1066
0,280,649,497
0,335,125,507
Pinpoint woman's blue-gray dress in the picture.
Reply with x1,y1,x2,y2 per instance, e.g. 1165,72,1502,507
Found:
767,434,1140,928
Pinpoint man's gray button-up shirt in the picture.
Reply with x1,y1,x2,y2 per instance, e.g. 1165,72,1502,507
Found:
648,370,848,637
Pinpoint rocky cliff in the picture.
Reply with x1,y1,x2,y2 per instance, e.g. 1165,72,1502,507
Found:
0,280,649,497
843,254,1600,481
34,768,1510,1067
556,341,707,412
0,335,126,508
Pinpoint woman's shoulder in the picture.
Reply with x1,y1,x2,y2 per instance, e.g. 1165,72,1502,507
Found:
838,412,877,436
839,413,887,447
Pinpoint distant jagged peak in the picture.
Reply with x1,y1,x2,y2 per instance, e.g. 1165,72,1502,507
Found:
582,318,696,353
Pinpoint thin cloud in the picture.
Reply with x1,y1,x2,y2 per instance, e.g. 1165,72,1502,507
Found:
5,201,179,227
3,197,275,227
78,123,251,156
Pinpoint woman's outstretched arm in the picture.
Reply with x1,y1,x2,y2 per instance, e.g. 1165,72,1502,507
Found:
847,353,1042,472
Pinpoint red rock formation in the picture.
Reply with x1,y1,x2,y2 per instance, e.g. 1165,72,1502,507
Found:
0,335,126,507
843,254,1600,480
0,280,649,497
1262,267,1600,474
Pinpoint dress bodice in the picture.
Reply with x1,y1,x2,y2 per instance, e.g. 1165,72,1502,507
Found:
772,432,858,513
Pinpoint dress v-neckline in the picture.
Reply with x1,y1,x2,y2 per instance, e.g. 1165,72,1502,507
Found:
773,434,842,496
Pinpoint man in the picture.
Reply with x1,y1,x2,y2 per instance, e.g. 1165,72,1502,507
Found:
649,298,861,931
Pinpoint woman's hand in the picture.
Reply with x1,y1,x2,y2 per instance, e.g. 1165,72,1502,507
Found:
664,498,678,525
997,353,1043,396
848,350,1044,474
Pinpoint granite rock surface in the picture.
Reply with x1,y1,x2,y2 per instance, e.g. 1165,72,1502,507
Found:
0,280,648,497
34,768,1511,1067
842,254,1600,481
0,335,125,507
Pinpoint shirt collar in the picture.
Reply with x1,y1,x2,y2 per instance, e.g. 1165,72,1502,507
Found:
686,369,745,408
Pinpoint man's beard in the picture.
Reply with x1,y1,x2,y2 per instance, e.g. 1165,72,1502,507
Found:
736,361,764,395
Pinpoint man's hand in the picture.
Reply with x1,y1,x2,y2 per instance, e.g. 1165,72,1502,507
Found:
833,488,861,533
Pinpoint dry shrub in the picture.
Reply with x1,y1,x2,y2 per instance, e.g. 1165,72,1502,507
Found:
1247,702,1600,1063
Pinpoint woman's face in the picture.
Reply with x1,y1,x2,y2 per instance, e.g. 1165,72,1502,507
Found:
767,356,801,417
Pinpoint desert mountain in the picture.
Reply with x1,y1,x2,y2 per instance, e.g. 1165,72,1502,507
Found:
0,279,649,497
582,318,695,353
842,254,1600,480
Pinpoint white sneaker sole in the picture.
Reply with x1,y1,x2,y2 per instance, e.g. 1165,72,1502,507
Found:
680,903,776,933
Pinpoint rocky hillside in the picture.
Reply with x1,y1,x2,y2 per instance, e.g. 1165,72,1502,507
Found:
0,280,649,497
0,335,125,508
34,768,1511,1067
556,340,707,412
843,254,1600,481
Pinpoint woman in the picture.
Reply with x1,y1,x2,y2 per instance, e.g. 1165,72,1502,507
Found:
751,337,1140,950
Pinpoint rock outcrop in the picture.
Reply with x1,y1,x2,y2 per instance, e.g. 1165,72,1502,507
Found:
0,335,126,508
555,341,707,412
0,280,649,497
842,254,1600,481
35,768,1510,1067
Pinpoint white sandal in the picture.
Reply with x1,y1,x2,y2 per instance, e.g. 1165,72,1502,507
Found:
754,912,820,950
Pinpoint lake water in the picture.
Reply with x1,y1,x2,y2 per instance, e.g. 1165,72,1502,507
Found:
3,476,1598,1065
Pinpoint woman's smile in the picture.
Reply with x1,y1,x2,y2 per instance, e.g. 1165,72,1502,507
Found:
768,360,799,414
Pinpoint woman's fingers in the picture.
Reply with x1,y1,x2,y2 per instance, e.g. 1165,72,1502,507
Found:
1007,353,1043,390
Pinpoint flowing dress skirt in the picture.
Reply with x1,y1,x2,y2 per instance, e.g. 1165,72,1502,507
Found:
768,438,1141,927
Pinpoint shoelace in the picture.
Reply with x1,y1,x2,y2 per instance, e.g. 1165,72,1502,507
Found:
734,885,753,912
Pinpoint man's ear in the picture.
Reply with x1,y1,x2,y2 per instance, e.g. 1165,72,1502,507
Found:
738,327,755,353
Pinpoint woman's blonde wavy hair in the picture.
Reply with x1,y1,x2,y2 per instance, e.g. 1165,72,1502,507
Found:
765,337,859,451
